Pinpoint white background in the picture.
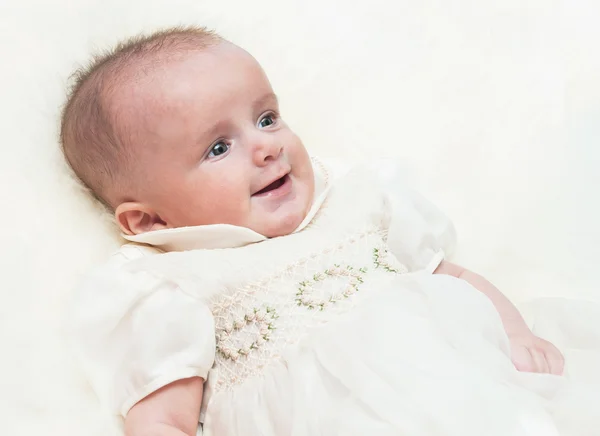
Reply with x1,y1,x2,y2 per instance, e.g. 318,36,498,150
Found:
0,0,598,434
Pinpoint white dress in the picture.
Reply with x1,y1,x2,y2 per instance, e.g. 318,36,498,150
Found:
70,161,596,436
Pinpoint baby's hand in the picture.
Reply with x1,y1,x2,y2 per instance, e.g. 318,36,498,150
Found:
509,334,564,375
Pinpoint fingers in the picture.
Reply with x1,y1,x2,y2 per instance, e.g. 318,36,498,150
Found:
530,348,549,374
510,336,565,375
544,344,565,376
510,344,535,373
546,352,564,376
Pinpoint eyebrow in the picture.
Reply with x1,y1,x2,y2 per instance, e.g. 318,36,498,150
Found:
253,93,279,112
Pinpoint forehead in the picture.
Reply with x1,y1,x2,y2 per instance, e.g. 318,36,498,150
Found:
141,43,272,110
109,43,274,158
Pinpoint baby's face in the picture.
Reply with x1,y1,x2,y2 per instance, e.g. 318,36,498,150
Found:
118,43,314,238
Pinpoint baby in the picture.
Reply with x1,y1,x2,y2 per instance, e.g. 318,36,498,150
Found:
63,27,567,436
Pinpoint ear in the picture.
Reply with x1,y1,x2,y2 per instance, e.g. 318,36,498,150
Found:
115,202,168,236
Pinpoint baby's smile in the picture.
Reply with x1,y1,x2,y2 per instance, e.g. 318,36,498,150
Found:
253,172,295,214
252,173,290,197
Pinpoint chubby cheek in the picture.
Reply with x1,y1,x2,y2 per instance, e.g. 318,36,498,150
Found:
286,133,311,172
183,174,250,227
291,145,315,203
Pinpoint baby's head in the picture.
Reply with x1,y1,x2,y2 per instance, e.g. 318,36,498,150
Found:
61,27,314,238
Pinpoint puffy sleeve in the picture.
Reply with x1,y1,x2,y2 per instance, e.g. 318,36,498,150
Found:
373,162,457,273
69,247,215,418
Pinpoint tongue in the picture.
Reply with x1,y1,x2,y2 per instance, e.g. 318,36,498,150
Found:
255,177,284,195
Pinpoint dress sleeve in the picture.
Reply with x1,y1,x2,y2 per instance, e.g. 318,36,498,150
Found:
69,251,215,418
374,162,457,273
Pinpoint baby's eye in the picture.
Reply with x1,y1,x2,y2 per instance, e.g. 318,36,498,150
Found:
207,141,230,158
258,114,276,128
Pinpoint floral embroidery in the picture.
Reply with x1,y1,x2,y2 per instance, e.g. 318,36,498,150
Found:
295,264,367,310
209,235,410,388
216,306,278,361
373,247,406,273
215,247,406,364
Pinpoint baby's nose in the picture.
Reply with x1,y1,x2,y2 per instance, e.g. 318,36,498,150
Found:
251,136,282,166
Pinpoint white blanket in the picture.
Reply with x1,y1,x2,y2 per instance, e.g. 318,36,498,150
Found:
1,0,599,435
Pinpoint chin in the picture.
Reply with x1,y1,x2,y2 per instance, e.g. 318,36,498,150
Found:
261,212,305,238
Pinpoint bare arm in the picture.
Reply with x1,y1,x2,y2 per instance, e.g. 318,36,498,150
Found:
434,260,529,336
434,260,564,375
125,377,204,436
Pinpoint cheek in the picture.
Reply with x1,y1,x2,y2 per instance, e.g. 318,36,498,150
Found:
285,135,314,206
192,175,235,207
290,141,313,179
191,170,250,222
286,133,310,165
154,162,252,227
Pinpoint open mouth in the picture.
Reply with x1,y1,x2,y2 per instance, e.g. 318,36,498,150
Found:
253,174,289,196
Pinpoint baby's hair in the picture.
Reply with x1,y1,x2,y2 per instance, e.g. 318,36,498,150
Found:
60,25,222,209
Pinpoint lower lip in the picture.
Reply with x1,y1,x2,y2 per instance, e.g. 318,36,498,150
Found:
253,175,292,199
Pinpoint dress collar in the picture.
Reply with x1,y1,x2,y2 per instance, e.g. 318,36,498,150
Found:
122,158,330,252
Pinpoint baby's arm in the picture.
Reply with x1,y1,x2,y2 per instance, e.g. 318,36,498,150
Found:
125,377,204,436
434,260,564,375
